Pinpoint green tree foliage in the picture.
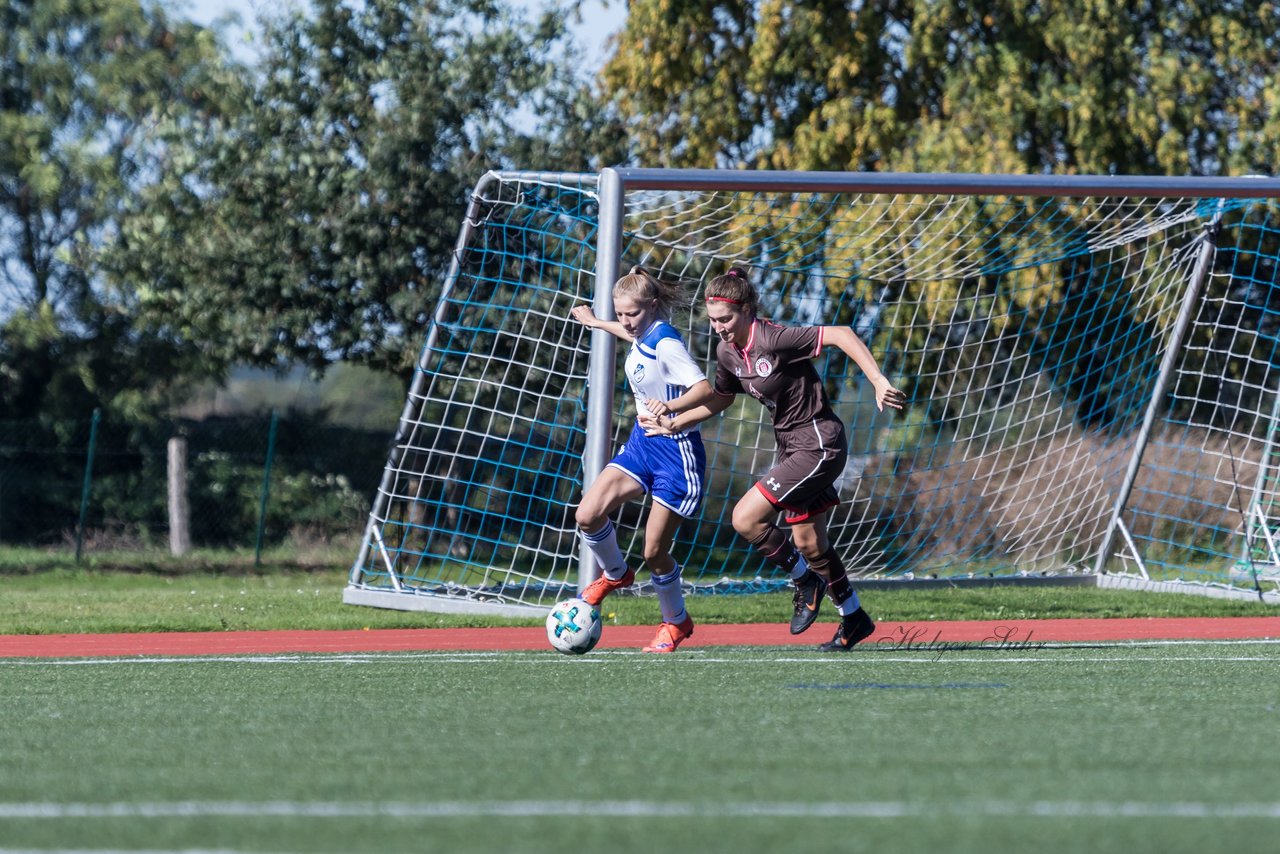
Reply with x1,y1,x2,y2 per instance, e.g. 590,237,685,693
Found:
0,0,234,420
604,0,1280,175
905,0,1280,176
111,0,626,379
603,1,1280,437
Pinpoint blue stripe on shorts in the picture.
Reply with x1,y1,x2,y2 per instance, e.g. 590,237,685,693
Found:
607,422,707,518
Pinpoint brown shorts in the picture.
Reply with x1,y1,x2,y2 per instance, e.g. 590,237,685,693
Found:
753,418,848,524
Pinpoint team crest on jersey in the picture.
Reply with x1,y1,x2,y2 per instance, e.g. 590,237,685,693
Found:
632,364,646,383
754,358,773,377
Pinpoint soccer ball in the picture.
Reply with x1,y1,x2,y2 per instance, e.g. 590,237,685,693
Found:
546,597,603,655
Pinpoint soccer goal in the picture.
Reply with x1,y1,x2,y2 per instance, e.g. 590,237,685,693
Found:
345,168,1280,615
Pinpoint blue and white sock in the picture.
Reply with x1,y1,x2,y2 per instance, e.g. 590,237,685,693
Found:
652,566,688,625
581,519,628,580
836,588,861,616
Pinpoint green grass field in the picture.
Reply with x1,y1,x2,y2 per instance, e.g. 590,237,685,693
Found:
2,641,1278,853
3,559,1278,851
2,564,1277,634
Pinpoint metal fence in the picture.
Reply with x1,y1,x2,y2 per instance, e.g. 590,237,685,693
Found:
0,411,389,560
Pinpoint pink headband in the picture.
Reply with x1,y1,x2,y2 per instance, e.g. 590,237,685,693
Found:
707,296,745,305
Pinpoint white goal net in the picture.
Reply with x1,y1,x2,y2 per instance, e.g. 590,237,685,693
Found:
346,169,1280,615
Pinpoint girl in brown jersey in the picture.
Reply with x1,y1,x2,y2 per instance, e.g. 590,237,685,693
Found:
642,268,905,650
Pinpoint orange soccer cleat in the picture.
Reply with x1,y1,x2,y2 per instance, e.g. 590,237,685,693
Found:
579,567,636,607
642,616,695,653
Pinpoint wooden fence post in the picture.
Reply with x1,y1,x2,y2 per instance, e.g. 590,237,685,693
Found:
168,436,191,557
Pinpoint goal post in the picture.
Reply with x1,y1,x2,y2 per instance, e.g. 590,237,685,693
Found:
346,168,1280,615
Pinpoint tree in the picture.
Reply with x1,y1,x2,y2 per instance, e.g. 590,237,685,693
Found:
902,0,1280,176
110,0,626,380
602,0,1280,175
0,0,235,419
601,1,1280,434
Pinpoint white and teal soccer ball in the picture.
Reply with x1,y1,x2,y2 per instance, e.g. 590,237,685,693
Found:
546,597,603,655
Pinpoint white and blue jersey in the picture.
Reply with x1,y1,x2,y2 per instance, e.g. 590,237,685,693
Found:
607,320,708,518
623,321,707,422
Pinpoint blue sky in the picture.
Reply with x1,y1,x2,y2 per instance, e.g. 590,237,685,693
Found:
181,0,625,69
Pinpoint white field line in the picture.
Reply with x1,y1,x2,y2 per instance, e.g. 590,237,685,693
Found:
2,647,1279,667
0,799,1278,820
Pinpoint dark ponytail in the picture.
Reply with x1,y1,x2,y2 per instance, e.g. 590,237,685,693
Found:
705,266,759,315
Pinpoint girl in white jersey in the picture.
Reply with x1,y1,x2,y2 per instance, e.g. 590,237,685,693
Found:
569,267,717,653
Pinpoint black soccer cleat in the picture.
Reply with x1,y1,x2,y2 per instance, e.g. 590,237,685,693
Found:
789,570,828,635
817,608,876,652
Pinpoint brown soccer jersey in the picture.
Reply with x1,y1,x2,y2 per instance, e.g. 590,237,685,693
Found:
713,319,839,436
714,319,848,519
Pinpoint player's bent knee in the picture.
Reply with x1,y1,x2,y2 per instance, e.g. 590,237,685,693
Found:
574,505,604,532
794,538,824,561
731,507,766,538
640,536,677,571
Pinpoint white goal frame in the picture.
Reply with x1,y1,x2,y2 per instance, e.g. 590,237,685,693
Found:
346,168,1280,615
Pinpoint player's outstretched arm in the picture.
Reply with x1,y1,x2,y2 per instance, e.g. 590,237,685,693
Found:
644,379,717,419
570,305,633,342
821,325,907,411
640,390,735,436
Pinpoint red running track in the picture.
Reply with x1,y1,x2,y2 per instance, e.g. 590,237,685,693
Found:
1,617,1277,658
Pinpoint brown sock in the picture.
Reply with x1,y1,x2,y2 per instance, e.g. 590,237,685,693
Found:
747,525,802,575
808,548,853,609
